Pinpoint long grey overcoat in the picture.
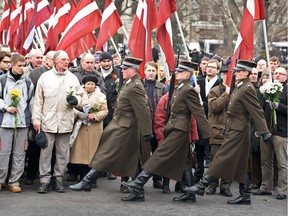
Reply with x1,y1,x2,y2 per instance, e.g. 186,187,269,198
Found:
89,74,152,177
206,78,269,183
143,79,211,181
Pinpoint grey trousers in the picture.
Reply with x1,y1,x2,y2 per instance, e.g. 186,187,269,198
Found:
39,132,70,184
0,128,28,186
260,135,287,194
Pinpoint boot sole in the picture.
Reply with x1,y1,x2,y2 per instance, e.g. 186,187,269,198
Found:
227,201,251,205
121,198,145,202
69,186,91,192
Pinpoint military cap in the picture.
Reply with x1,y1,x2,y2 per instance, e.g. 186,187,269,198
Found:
175,60,198,73
234,60,257,72
120,57,143,69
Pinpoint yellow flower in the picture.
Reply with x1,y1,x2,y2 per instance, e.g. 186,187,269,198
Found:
10,89,21,98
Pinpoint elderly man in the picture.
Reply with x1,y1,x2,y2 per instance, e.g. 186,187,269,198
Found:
32,50,82,194
122,60,211,202
253,67,287,200
23,49,44,77
69,57,152,192
24,51,56,186
186,60,271,205
70,53,105,92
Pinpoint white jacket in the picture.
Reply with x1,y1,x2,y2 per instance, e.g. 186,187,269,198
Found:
32,67,82,133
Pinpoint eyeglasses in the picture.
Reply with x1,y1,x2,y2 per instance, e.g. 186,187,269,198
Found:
2,61,11,64
274,72,286,76
207,66,218,69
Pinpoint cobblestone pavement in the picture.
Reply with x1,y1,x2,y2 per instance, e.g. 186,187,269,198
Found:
1,176,287,216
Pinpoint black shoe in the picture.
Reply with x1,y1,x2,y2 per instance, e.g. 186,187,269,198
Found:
276,194,287,200
175,182,185,193
153,180,163,189
121,192,145,202
252,189,272,195
220,188,233,197
206,186,216,195
53,180,65,193
227,196,251,205
163,184,170,194
108,173,117,180
173,193,196,202
25,178,34,185
38,183,49,194
66,173,78,182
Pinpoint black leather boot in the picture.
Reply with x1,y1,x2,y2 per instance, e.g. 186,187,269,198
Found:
162,177,170,194
228,183,251,205
122,170,152,192
173,193,196,202
185,175,211,196
121,189,145,202
69,169,103,191
175,181,185,193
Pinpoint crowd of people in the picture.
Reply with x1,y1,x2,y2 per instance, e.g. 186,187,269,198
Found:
0,44,286,205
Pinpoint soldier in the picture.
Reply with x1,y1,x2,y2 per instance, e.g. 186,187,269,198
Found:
185,60,271,205
122,60,211,202
69,57,153,192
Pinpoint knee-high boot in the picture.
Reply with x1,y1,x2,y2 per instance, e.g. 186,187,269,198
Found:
173,168,196,202
69,169,103,191
121,170,152,202
228,175,251,205
162,177,170,194
185,175,212,196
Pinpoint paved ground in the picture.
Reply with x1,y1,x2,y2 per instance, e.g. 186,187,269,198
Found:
1,175,287,216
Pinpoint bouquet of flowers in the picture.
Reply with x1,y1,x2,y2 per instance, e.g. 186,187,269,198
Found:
82,97,106,126
259,81,283,129
9,89,21,137
66,86,74,109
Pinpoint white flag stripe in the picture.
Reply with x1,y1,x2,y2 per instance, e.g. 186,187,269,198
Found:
59,2,98,42
1,8,9,20
100,3,116,26
165,18,173,45
38,0,49,12
246,0,255,18
23,26,35,49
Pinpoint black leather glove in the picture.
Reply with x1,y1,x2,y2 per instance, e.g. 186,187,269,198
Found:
143,134,154,141
66,95,78,106
262,132,272,143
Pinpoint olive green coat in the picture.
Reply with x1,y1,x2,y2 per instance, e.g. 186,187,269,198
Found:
89,74,152,177
143,79,211,181
206,78,269,183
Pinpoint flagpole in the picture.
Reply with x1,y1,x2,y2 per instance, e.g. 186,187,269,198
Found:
121,26,129,42
110,37,122,61
159,46,170,80
174,11,190,60
40,24,48,37
262,19,272,80
36,27,45,53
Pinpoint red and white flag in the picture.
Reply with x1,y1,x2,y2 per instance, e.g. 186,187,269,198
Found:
44,0,71,53
0,0,10,45
8,0,19,51
226,0,266,86
95,0,123,51
15,0,34,55
23,0,50,52
128,0,157,78
156,0,176,71
56,0,102,60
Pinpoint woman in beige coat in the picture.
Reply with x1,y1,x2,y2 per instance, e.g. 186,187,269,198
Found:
70,74,108,181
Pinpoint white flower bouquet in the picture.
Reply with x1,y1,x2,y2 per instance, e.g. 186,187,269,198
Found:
259,81,283,129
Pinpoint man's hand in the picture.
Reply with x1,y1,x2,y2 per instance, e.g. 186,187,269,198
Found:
77,112,87,121
66,95,78,106
144,134,154,141
6,107,18,114
262,132,272,144
194,85,200,94
33,124,41,134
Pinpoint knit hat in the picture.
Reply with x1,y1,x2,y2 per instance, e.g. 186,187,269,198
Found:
94,51,102,62
100,52,113,62
82,74,98,85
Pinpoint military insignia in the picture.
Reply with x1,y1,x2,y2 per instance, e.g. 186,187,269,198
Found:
126,79,131,85
237,81,243,88
177,83,184,90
